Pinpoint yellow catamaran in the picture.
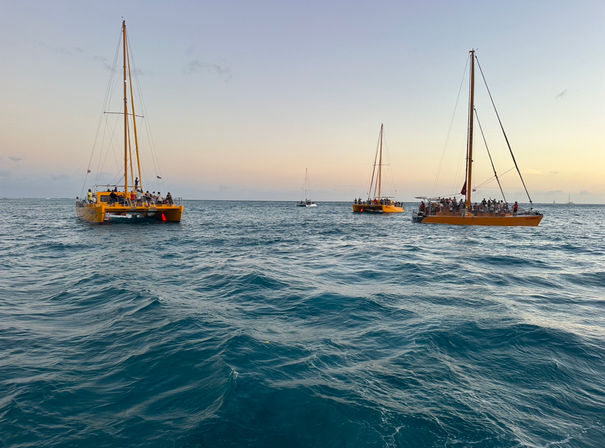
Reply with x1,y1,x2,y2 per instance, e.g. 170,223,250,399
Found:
76,20,183,223
413,50,542,226
353,124,404,214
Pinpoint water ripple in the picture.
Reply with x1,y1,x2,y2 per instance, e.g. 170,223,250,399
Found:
1,200,604,447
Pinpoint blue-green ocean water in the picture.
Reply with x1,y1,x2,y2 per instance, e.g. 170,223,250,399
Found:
1,199,604,447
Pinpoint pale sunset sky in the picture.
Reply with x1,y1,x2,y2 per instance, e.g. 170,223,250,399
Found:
0,0,603,202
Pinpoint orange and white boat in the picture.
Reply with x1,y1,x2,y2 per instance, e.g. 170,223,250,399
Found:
413,50,542,226
76,20,183,223
353,124,404,214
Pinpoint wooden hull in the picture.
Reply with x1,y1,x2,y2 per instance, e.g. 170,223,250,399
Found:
76,203,183,224
414,213,542,226
353,204,404,214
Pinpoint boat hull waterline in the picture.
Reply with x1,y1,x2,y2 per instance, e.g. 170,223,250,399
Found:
413,213,542,226
77,203,183,223
353,203,404,214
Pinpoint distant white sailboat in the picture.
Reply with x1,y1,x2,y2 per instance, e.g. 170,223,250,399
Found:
297,168,317,207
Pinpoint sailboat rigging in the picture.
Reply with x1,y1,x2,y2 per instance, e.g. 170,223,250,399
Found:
353,124,404,214
297,168,317,207
413,50,542,226
76,20,184,223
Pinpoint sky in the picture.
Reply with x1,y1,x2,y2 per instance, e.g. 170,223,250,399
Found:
0,0,603,202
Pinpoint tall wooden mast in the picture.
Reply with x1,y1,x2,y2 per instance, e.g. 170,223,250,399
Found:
122,20,129,195
465,50,475,210
378,123,383,200
126,41,143,191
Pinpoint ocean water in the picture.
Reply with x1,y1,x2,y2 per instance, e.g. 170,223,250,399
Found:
1,199,604,447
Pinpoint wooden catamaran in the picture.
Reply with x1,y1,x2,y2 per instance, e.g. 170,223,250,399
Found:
76,20,183,223
413,50,542,226
353,124,404,213
297,168,317,207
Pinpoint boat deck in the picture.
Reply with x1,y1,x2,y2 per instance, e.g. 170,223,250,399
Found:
353,203,404,214
414,211,542,226
76,200,183,223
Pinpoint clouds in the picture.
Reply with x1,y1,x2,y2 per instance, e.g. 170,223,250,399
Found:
184,60,231,79
93,55,113,72
0,169,80,198
37,40,142,75
0,157,21,178
37,41,84,56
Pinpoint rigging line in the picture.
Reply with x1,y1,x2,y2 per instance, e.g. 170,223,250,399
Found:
81,27,122,196
127,118,135,192
90,32,122,192
473,175,497,190
474,107,507,203
475,56,533,204
93,115,112,184
465,51,473,197
104,111,144,118
433,56,469,194
126,37,143,191
99,113,122,182
367,128,381,199
380,127,395,197
474,167,515,190
127,35,163,180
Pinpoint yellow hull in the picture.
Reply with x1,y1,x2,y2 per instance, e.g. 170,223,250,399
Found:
353,204,404,214
417,213,542,226
76,203,183,223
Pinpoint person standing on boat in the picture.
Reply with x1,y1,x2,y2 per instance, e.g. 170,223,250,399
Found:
87,189,93,203
513,201,519,215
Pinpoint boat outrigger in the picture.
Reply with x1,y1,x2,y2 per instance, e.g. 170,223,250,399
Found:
413,50,542,226
76,20,183,224
353,124,404,214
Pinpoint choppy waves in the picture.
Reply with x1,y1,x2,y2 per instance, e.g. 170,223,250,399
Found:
0,200,604,447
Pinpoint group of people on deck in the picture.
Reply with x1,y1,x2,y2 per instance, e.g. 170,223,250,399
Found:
418,197,519,216
84,187,174,206
82,177,174,207
109,187,174,206
354,198,404,207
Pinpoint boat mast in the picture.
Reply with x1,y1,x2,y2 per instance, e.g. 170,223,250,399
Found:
122,20,129,195
126,40,143,192
465,50,475,210
304,168,308,200
378,123,383,200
